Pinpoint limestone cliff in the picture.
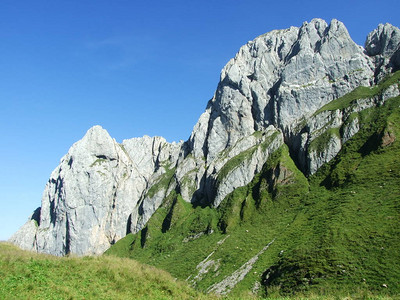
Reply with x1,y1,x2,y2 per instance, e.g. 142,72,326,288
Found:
10,19,400,256
10,126,182,255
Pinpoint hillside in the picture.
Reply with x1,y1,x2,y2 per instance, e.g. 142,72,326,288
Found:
9,18,400,298
11,19,400,257
0,242,213,299
106,78,400,298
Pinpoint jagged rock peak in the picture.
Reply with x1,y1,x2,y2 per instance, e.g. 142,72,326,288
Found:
81,125,112,143
86,124,107,134
365,23,400,57
10,125,183,256
365,22,400,77
189,19,374,161
10,20,400,257
70,125,117,159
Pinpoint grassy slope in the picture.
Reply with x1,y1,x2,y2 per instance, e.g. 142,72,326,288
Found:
0,242,213,300
107,72,400,298
315,70,400,114
263,96,400,297
4,75,397,300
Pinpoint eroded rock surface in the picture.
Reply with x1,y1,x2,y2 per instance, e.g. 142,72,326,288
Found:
11,126,182,255
11,19,400,256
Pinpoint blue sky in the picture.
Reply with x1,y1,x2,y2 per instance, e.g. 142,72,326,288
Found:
1,0,399,241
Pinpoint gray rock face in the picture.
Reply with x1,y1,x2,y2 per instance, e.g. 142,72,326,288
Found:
366,23,400,57
11,19,400,256
291,80,400,175
9,208,40,251
365,23,400,79
206,127,283,207
12,126,182,255
189,19,374,162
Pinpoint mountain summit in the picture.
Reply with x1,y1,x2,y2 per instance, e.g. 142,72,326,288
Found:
10,19,400,259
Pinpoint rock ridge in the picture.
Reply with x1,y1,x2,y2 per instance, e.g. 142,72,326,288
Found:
10,19,400,256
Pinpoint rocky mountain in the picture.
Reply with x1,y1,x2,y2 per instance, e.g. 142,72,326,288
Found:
10,19,400,258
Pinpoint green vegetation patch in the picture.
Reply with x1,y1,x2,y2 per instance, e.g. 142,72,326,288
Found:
108,144,312,297
146,165,176,199
308,127,341,154
90,158,107,167
107,96,400,299
180,168,199,197
217,145,258,183
262,96,400,297
315,70,400,114
217,131,280,184
106,191,221,281
0,242,210,300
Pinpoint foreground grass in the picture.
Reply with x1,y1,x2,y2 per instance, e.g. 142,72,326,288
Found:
2,238,393,300
0,242,212,300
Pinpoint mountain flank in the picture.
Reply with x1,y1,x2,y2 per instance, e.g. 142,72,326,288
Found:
10,19,400,298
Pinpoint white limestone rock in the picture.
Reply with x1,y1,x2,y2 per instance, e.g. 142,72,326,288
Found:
381,83,400,101
9,208,40,251
210,127,283,207
365,23,400,79
11,20,400,256
292,80,399,174
341,116,360,144
189,19,374,162
308,133,342,175
11,126,182,256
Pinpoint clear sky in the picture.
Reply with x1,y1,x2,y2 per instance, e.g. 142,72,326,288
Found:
1,0,399,241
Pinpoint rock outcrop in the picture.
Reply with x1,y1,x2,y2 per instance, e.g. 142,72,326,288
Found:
10,126,182,255
365,23,400,79
10,19,400,256
189,19,374,161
